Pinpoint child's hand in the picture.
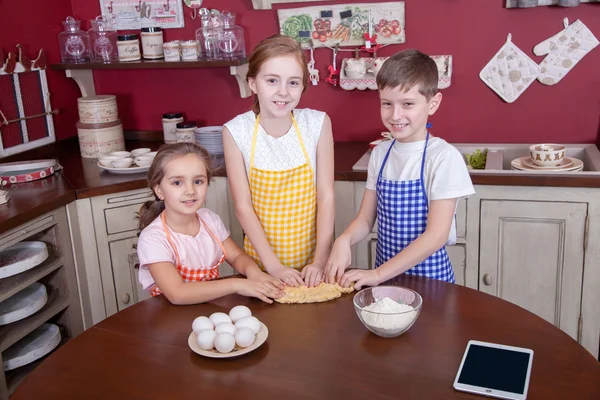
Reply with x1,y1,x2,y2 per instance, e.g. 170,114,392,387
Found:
237,278,285,304
269,266,304,287
300,263,325,287
340,269,381,290
325,238,352,284
247,269,285,293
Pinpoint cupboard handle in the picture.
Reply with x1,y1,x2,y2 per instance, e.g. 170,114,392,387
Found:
483,274,493,286
122,293,131,304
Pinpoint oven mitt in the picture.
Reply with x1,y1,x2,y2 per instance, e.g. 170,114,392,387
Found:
480,34,540,103
533,18,599,86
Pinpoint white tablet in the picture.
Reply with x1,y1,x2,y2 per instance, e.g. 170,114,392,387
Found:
453,340,534,400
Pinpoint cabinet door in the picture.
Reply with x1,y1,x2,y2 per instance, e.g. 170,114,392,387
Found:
109,236,149,311
204,177,235,276
446,244,466,286
479,200,586,340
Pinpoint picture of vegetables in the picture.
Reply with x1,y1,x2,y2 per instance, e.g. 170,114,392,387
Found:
374,18,402,38
312,18,333,42
282,14,313,42
331,23,352,42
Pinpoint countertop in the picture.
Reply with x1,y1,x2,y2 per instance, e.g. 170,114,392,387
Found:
2,136,600,233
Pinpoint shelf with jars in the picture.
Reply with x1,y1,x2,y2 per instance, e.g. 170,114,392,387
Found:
52,14,250,99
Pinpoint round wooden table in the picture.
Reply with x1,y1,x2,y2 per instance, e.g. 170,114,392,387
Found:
12,276,600,399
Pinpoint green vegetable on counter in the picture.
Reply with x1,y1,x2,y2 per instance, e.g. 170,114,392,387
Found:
464,149,488,170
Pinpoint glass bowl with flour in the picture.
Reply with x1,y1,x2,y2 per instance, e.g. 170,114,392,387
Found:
353,286,422,338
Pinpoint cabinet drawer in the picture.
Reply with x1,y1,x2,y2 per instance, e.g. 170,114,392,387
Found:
104,203,147,235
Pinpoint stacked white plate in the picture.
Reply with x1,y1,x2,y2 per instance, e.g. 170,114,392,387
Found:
0,282,48,326
511,156,584,172
0,241,49,279
3,323,61,371
194,126,224,155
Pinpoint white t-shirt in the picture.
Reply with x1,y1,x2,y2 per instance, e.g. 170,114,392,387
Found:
366,136,475,245
224,108,326,181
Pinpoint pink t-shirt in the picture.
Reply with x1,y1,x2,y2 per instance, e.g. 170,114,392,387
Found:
137,209,230,290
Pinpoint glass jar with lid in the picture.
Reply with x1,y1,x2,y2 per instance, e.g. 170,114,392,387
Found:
218,11,245,60
58,16,90,63
88,16,118,63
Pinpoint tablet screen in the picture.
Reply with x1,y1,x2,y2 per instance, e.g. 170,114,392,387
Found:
457,344,531,394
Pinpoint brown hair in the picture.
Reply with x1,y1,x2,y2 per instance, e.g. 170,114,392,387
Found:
137,143,213,232
246,34,309,114
376,49,439,101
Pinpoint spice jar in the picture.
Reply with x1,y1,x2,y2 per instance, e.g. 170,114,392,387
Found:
117,34,141,62
162,112,184,143
141,27,164,59
176,122,197,143
163,41,181,62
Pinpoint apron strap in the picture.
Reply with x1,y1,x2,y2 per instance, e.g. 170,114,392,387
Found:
419,132,430,203
250,114,311,172
376,132,431,187
161,212,227,266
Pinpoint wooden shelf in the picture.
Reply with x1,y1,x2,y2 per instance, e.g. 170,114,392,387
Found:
50,58,248,70
50,58,251,98
5,337,68,395
0,256,63,303
0,290,68,352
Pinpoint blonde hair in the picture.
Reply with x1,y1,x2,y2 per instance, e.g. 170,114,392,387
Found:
376,49,439,101
137,143,213,232
246,34,309,114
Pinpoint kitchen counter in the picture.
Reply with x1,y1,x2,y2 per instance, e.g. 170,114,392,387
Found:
3,137,600,233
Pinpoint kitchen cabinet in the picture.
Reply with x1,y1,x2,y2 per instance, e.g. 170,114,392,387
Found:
0,208,84,398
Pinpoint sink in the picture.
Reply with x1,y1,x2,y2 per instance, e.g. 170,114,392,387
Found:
352,143,600,174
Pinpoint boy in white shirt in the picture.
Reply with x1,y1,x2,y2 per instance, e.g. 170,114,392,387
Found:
325,49,474,288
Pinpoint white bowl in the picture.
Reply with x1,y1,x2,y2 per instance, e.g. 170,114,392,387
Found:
134,156,153,167
99,156,124,167
111,158,133,168
110,151,131,158
529,143,566,167
146,151,157,158
131,148,151,157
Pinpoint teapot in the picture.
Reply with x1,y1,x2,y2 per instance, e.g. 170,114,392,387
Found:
345,58,367,79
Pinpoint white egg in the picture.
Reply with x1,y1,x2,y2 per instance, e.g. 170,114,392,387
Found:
214,332,236,353
209,312,231,326
192,316,213,334
235,327,256,348
215,322,236,335
196,329,217,350
234,316,261,334
229,305,252,323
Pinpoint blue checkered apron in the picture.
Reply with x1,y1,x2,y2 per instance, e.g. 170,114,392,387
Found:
375,133,455,282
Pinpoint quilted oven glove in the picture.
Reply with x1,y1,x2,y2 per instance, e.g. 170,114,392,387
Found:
533,19,599,86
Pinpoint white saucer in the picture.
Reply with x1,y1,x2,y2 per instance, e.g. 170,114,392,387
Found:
511,156,583,172
97,162,150,175
0,241,49,279
521,157,573,170
188,322,268,358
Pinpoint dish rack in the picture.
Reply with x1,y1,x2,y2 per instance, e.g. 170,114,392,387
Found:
0,208,84,398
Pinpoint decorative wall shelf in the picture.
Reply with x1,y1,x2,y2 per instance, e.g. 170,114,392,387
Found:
506,0,598,7
252,0,333,10
50,59,251,98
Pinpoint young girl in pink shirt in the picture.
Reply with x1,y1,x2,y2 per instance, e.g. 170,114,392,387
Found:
136,142,284,304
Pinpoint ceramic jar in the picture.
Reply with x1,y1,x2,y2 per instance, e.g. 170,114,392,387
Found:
163,41,181,61
141,27,164,59
77,95,118,124
76,119,125,158
176,122,197,143
162,112,184,143
117,34,141,62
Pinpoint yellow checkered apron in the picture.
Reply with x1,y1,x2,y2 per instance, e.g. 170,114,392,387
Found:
243,115,317,270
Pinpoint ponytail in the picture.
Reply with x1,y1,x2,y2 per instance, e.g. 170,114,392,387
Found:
137,197,165,232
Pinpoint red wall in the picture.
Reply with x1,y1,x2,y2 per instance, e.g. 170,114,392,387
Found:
2,1,600,143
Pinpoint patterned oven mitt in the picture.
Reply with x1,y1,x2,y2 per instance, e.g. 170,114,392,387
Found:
480,34,540,103
533,18,599,86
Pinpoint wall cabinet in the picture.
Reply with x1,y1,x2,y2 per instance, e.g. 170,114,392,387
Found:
69,179,600,359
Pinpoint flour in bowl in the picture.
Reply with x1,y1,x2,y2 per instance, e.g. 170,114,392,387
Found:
361,297,416,332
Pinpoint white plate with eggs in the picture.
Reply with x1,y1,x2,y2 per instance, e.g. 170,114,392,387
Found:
188,305,269,358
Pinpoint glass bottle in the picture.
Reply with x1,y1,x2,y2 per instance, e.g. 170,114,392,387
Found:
58,16,90,63
195,9,222,60
88,16,118,63
218,11,245,60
